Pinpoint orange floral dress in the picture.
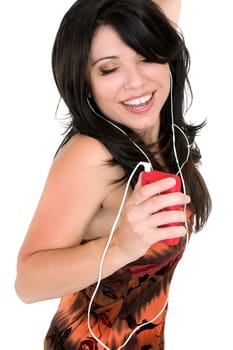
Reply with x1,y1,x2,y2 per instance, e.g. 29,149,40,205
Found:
44,210,193,350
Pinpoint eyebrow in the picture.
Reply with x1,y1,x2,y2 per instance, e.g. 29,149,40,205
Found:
92,55,119,66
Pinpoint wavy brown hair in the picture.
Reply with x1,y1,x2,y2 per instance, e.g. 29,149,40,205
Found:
52,0,211,232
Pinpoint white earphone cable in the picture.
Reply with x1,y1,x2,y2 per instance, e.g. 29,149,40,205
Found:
87,72,191,349
87,161,151,350
169,71,190,246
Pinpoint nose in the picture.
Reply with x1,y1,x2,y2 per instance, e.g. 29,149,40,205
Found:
122,64,146,90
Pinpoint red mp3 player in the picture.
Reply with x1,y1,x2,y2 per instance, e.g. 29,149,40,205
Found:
141,170,183,246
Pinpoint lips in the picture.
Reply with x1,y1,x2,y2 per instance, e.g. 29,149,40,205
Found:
121,92,155,114
122,94,153,108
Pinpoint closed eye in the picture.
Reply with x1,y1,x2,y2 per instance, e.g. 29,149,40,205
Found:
100,67,119,75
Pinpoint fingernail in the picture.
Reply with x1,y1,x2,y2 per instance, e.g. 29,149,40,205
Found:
167,178,176,185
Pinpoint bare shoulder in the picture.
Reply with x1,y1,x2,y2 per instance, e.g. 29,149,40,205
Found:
20,134,123,256
52,133,123,189
55,134,112,166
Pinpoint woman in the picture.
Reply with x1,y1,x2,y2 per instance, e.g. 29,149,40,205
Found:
15,0,211,349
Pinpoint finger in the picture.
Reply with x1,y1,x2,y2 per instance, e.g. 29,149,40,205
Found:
149,209,187,228
132,177,177,205
156,225,188,240
143,192,190,214
134,171,143,190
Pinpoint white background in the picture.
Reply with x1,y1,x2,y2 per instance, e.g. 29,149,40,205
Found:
0,1,232,349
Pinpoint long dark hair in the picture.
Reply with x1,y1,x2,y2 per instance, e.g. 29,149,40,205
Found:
52,0,211,232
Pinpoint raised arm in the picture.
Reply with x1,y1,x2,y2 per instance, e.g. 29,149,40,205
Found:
153,0,181,26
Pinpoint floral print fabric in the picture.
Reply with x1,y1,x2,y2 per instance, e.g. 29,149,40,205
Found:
44,211,193,350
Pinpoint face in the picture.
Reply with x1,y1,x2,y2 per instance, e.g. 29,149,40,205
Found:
87,25,170,142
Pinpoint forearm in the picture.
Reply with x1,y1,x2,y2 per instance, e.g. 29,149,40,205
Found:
15,236,131,303
153,0,181,25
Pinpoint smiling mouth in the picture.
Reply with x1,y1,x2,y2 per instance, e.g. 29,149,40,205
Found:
121,93,154,109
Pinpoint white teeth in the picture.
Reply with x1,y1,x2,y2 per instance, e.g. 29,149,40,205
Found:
123,94,152,107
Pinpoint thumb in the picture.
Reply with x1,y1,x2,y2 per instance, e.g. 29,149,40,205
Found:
135,172,144,189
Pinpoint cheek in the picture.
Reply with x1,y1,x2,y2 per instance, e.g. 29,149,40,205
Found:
150,65,170,85
155,67,171,99
91,77,120,106
89,81,114,117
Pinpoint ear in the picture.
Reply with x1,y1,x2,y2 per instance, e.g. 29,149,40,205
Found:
84,84,92,98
